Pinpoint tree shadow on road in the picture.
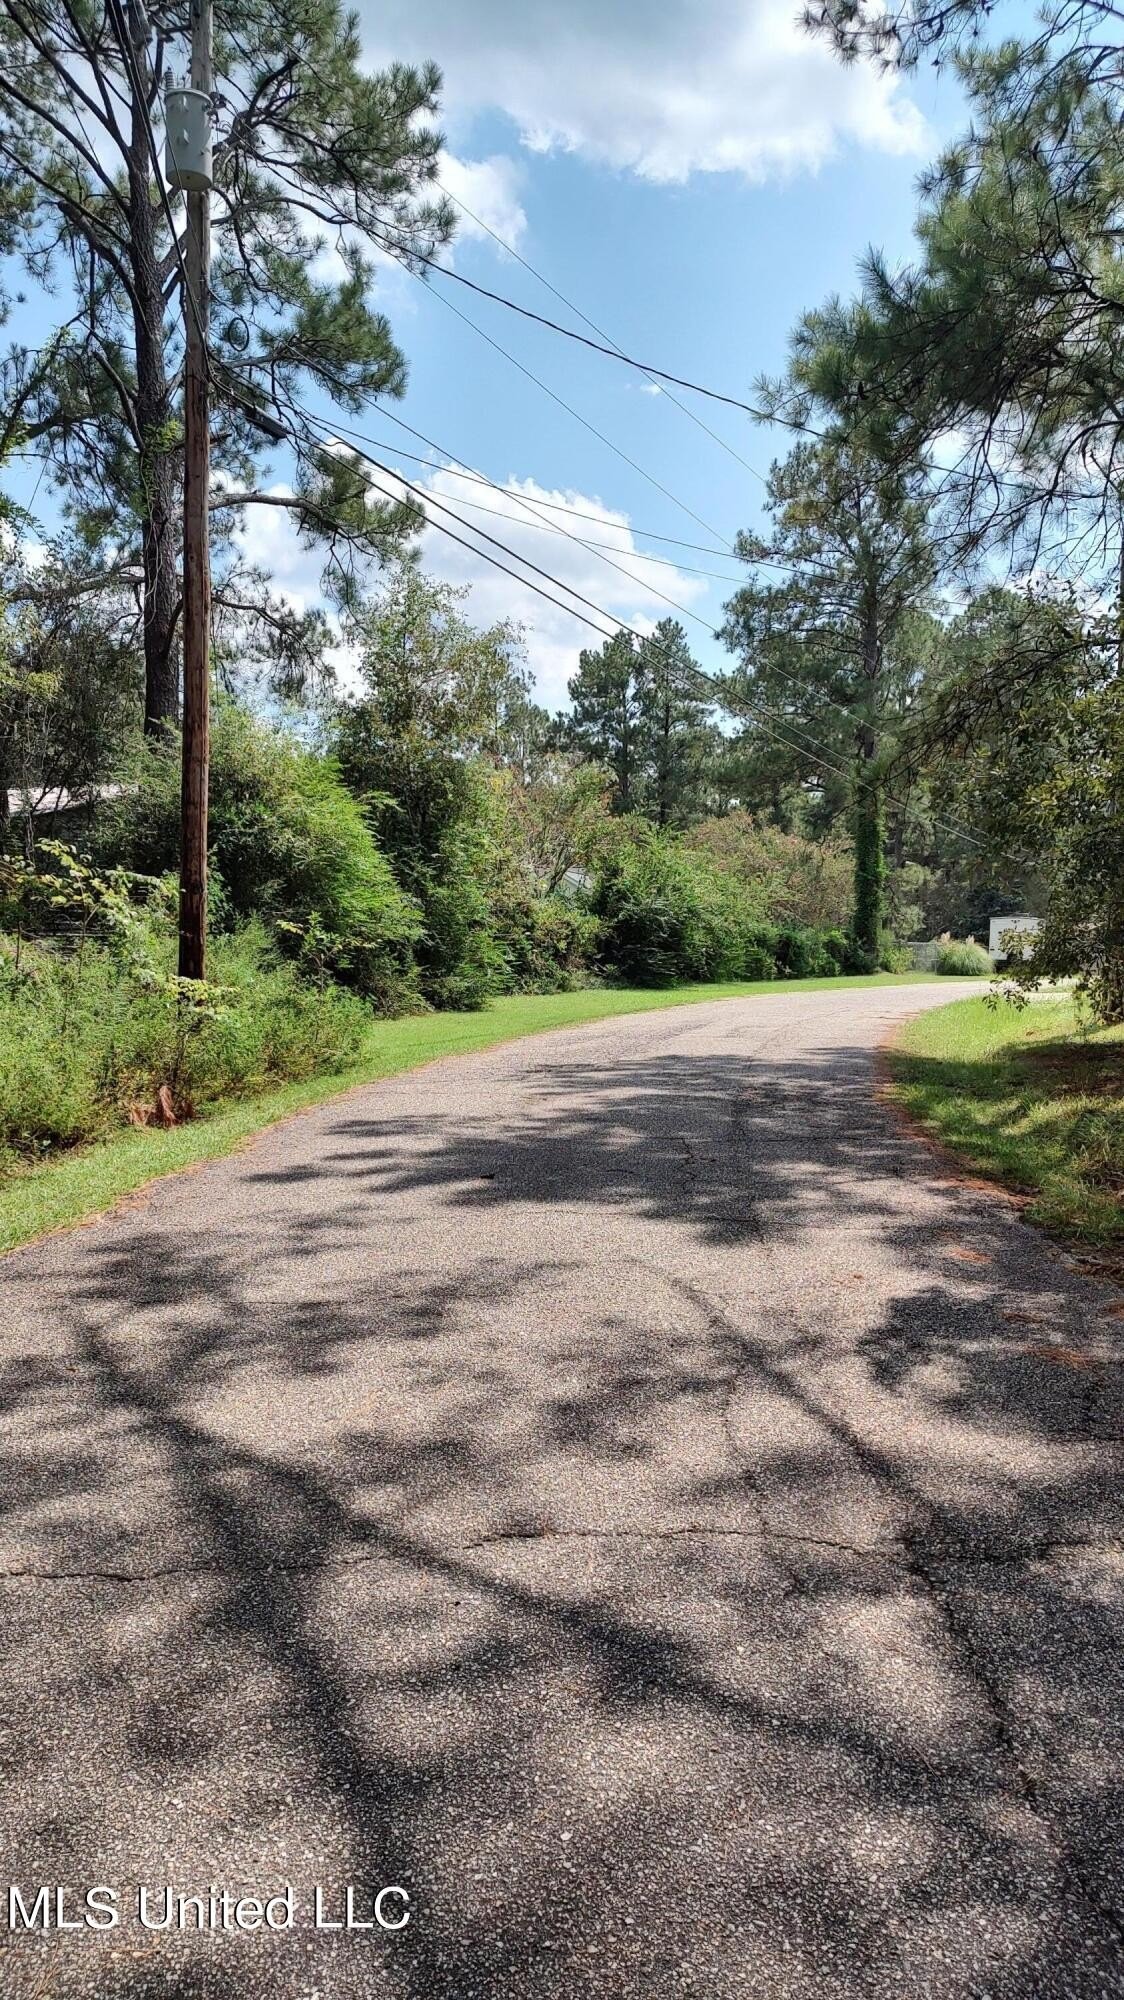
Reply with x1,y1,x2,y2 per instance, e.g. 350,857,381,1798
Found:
0,1030,1123,1995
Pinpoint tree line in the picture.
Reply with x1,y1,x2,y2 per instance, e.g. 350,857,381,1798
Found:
1,0,1121,1103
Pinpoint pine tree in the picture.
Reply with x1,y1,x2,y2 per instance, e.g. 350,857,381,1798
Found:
635,619,720,828
0,0,451,728
720,435,935,965
560,631,643,814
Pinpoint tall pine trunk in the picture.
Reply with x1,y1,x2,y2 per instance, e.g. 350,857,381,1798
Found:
851,602,885,968
127,0,180,733
852,727,885,969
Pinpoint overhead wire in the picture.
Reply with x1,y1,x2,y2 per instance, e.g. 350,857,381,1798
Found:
324,407,847,586
386,249,772,419
311,407,913,763
301,407,1006,861
306,424,997,871
375,251,738,549
433,179,779,493
25,68,1007,870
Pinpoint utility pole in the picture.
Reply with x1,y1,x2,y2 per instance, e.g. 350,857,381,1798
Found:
167,0,213,980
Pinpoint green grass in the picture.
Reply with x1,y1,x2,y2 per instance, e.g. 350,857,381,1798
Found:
889,993,1124,1251
0,971,938,1256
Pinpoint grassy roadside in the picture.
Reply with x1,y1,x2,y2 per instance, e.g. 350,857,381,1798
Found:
888,993,1124,1253
1,971,941,1256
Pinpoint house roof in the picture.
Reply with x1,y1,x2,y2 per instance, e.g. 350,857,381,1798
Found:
6,783,125,818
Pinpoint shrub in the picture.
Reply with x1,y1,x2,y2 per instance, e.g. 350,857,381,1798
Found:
935,939,993,976
685,813,852,931
94,706,420,1010
588,823,882,988
591,823,780,985
493,894,601,993
774,923,836,980
0,911,368,1168
879,940,916,975
591,827,745,985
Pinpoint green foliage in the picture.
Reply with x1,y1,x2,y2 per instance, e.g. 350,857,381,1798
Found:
634,620,724,827
0,0,452,721
589,820,844,987
720,432,935,973
890,993,1124,1250
337,569,549,1008
684,813,853,930
559,631,644,814
491,894,601,995
0,863,367,1166
774,923,847,979
998,683,1124,1023
558,622,719,825
935,939,993,975
591,824,751,985
0,545,140,847
96,706,420,1010
852,782,886,969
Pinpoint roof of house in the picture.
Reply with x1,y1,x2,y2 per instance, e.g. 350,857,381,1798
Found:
6,783,125,818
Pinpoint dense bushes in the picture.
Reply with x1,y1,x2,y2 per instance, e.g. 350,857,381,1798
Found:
0,912,367,1166
935,939,993,975
95,708,421,1010
0,672,903,1175
589,823,848,986
685,814,852,931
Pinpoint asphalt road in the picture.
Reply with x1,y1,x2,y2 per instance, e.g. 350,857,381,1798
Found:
1,981,1123,2000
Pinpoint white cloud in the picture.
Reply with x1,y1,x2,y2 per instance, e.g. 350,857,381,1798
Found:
388,465,709,705
231,464,709,708
439,152,527,248
361,0,927,184
233,484,321,614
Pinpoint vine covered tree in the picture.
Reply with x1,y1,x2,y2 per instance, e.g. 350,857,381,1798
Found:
721,434,935,965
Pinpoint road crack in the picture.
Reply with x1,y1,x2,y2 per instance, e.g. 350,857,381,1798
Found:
4,1525,1123,1587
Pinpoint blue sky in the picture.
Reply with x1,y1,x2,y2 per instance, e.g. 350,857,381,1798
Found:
242,0,970,704
7,0,976,706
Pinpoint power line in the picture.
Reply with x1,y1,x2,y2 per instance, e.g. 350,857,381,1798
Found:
356,233,862,591
326,421,725,638
22,79,1007,870
430,188,1058,518
324,409,851,592
303,410,1004,861
307,429,963,872
326,441,857,796
314,409,895,749
382,231,774,426
325,407,745,556
381,249,739,551
433,179,786,492
337,430,857,585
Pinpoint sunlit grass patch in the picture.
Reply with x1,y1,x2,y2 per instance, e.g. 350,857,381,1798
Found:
889,994,1124,1251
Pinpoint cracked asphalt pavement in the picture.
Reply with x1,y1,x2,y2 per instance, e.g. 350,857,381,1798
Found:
2,982,1124,1998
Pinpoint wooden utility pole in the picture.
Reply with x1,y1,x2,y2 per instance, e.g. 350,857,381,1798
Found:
176,0,213,980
